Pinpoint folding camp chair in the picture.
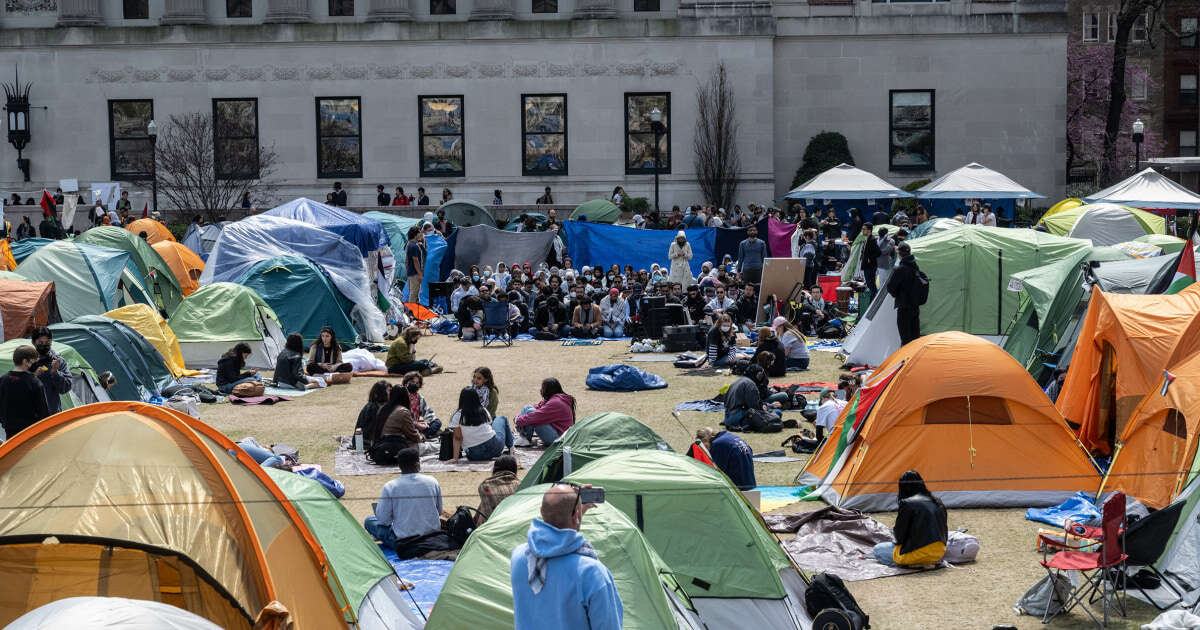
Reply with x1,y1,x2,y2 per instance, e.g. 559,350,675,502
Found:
1038,492,1128,627
481,302,513,347
1121,499,1187,610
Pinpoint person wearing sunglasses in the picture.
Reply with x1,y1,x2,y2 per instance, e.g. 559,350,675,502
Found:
510,482,622,630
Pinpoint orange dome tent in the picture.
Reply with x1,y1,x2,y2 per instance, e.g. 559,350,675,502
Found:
0,402,348,629
152,240,205,296
1057,284,1200,456
797,332,1098,511
125,218,176,244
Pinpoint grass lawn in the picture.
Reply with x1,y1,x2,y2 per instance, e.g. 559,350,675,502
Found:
200,333,1160,630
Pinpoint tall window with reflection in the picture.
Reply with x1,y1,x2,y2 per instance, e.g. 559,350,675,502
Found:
624,93,669,175
226,0,252,17
316,97,362,179
213,99,260,179
523,95,567,176
532,0,557,12
329,0,354,15
889,89,934,171
430,0,455,14
108,100,154,180
419,96,464,177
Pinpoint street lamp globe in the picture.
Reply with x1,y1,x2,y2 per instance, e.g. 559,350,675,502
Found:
1132,119,1144,137
650,107,661,124
147,119,157,138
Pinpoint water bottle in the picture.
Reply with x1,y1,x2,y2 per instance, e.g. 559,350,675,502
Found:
354,428,364,453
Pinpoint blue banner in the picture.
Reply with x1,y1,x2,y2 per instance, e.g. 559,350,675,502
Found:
563,222,716,276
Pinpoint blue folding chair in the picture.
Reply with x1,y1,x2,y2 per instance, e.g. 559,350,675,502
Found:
481,301,513,347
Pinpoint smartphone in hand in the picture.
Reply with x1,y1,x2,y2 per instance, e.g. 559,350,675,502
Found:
578,487,605,505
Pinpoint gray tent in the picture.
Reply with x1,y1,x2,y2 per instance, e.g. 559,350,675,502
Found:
439,200,496,227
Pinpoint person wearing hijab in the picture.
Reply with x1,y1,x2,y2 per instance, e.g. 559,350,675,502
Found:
667,231,694,287
873,470,948,567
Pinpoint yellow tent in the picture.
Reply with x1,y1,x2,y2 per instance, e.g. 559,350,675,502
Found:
0,240,15,271
1037,198,1084,225
103,303,199,377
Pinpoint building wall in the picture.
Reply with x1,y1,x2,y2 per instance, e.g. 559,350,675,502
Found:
1162,1,1200,157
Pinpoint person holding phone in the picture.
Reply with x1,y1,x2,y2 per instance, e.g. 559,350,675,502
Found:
510,482,622,630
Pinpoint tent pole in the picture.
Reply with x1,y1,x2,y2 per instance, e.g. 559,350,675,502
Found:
997,249,1003,335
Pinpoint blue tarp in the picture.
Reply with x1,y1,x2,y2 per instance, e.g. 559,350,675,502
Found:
417,233,448,305
1025,491,1100,528
264,198,390,256
378,548,453,619
585,364,668,391
564,222,715,276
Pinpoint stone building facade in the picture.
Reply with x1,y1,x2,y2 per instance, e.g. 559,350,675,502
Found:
1162,1,1200,158
0,0,1066,210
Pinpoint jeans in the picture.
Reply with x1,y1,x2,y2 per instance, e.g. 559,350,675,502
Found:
765,392,791,408
218,375,260,394
786,357,810,370
423,418,443,439
465,416,515,460
863,266,877,294
364,516,397,551
517,405,561,445
712,349,739,367
388,360,431,375
602,324,624,338
237,438,285,468
873,542,897,566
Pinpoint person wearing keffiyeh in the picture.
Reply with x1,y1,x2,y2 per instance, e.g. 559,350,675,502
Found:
509,484,622,630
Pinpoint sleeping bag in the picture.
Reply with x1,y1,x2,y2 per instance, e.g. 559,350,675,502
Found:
585,364,668,391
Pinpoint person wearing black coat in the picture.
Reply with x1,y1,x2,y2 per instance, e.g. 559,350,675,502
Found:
860,223,881,294
886,242,922,346
216,342,261,394
533,296,570,338
873,470,948,566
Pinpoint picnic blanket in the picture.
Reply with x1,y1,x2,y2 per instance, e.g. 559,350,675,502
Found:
378,550,454,620
758,485,805,512
263,386,315,397
673,399,725,412
585,364,667,391
808,339,844,353
334,445,542,476
625,353,686,363
766,506,944,581
228,394,292,405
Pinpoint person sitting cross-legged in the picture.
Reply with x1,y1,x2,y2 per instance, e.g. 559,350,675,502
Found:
364,447,446,558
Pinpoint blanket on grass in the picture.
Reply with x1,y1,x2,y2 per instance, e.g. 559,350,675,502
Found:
378,550,454,620
228,394,292,405
334,445,542,476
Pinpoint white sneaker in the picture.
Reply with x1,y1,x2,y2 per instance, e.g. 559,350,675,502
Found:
513,435,533,448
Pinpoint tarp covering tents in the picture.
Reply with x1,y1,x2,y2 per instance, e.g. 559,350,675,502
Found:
168,282,286,370
425,484,704,630
564,451,810,628
16,241,154,321
103,303,193,378
438,199,495,227
152,240,206,297
1058,285,1200,455
450,224,554,272
915,162,1045,200
180,221,227,258
800,332,1099,510
842,227,1093,366
1039,203,1165,246
237,255,357,344
263,197,390,256
76,226,184,315
7,237,51,264
0,277,57,342
8,597,222,630
1083,167,1200,209
782,163,912,200
565,222,715,277
519,412,672,489
200,215,383,341
263,467,425,630
570,199,622,223
0,403,350,629
49,316,174,401
0,339,99,412
124,218,176,244
1102,351,1200,509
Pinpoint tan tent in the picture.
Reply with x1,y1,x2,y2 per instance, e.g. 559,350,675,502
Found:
0,277,58,341
0,402,348,629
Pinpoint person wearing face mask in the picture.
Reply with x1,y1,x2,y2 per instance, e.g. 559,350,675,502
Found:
400,371,442,439
706,313,739,367
450,278,479,313
28,327,72,416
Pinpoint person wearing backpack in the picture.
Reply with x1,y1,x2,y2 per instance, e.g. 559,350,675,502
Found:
886,242,924,346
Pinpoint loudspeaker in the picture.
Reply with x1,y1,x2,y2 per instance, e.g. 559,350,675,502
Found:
645,305,686,339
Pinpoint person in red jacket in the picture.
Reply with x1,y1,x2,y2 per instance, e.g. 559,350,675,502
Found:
513,378,576,447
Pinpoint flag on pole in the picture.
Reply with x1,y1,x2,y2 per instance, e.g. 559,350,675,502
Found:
1165,238,1195,294
38,190,55,218
142,203,149,218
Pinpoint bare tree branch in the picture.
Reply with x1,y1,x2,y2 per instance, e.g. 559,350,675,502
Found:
693,63,741,211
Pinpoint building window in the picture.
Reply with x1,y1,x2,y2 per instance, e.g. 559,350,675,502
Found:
123,0,148,18
315,97,362,179
889,89,934,171
419,96,464,177
329,0,353,15
430,0,455,14
1183,17,1198,48
1132,14,1147,42
1181,131,1198,157
523,94,567,176
532,0,556,12
625,93,669,175
213,99,259,180
1182,74,1198,106
633,0,659,10
108,100,153,180
871,0,948,3
1082,13,1099,42
1131,73,1148,101
1107,13,1116,42
226,0,251,17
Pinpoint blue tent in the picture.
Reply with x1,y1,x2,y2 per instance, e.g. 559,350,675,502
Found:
9,238,54,264
237,255,357,344
264,198,390,256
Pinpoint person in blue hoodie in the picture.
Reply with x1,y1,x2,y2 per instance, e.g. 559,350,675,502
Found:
510,483,623,630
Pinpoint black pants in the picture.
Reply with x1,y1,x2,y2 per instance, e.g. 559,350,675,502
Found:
743,266,762,285
863,265,877,294
896,307,921,346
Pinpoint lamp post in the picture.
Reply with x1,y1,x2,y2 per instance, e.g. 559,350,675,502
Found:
3,68,31,182
1132,118,1145,172
147,119,158,215
649,107,665,214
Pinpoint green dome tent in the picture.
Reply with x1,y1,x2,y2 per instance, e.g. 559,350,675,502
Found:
0,339,99,411
1133,233,1188,255
16,240,154,321
237,255,357,345
563,451,809,627
262,468,424,630
425,485,704,630
49,316,174,401
518,412,673,490
76,226,184,315
438,199,496,227
1039,203,1165,246
168,283,286,370
570,199,621,223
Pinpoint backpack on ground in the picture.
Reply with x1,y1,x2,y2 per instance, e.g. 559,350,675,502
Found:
367,435,409,466
445,506,482,547
944,530,980,564
231,381,265,398
805,572,870,630
914,271,930,306
438,429,456,461
743,408,783,433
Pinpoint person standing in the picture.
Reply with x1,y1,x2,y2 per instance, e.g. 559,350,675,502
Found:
115,191,132,215
886,242,923,346
820,208,842,242
510,484,623,630
30,328,72,416
0,345,50,439
875,227,895,285
737,226,767,286
15,216,34,240
980,204,997,227
364,448,445,557
536,187,554,204
392,187,410,206
405,226,425,303
493,189,504,205
416,187,430,206
376,185,391,207
330,182,348,207
667,231,693,288
859,223,881,294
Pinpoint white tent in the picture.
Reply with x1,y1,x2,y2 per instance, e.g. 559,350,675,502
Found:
8,597,222,630
915,162,1045,200
1083,168,1200,209
782,163,912,200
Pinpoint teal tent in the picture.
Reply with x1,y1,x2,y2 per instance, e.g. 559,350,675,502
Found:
9,238,54,264
518,412,672,490
237,255,357,344
76,226,184,315
49,316,174,401
439,200,496,227
570,199,621,223
364,212,421,280
16,240,154,321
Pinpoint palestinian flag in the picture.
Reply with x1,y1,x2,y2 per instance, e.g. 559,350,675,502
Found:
687,442,715,467
1165,238,1195,294
1162,370,1176,396
38,190,55,219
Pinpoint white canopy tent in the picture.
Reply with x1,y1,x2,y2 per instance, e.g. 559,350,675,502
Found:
915,162,1045,200
781,163,912,200
1083,167,1200,210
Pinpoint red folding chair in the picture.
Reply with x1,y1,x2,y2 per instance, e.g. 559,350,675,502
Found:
1037,492,1128,627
